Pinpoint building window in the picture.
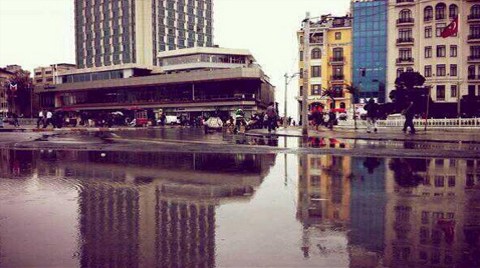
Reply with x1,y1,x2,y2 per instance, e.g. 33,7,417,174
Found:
299,68,303,78
436,3,446,20
469,85,476,96
450,64,457,76
472,5,480,18
399,9,412,21
397,68,404,78
335,32,341,40
311,48,321,59
311,66,321,77
437,64,446,76
436,45,446,57
332,66,343,78
469,65,476,79
399,48,412,59
451,85,458,98
470,25,480,39
299,51,303,61
471,46,480,59
399,28,412,40
425,27,432,38
311,84,321,95
425,46,432,58
450,45,457,57
436,23,446,37
424,6,433,21
425,65,432,77
434,175,445,186
333,47,343,59
449,4,458,18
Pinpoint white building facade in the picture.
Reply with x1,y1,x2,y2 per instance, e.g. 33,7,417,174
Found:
74,0,214,69
387,0,480,105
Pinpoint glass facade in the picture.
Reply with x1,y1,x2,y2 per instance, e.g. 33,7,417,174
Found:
352,0,387,103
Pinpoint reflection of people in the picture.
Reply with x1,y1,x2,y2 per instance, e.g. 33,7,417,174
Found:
363,157,381,174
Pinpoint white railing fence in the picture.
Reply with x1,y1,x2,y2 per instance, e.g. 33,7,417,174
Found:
338,118,480,129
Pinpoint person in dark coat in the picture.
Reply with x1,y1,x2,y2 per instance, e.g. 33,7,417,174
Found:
402,101,416,134
364,98,379,133
327,110,336,130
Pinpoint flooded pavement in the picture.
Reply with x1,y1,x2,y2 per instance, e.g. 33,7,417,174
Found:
0,149,479,267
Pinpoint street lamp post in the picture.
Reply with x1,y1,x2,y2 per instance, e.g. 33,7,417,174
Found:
284,72,300,128
301,14,310,136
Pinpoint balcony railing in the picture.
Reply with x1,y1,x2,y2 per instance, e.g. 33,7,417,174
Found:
331,92,344,98
424,16,433,22
397,18,414,24
330,57,344,63
468,55,480,61
468,75,480,80
396,57,414,63
468,14,480,21
397,37,414,44
468,34,480,40
396,0,414,4
330,75,345,81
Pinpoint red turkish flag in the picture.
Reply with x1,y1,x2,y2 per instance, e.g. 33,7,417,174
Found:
441,17,458,38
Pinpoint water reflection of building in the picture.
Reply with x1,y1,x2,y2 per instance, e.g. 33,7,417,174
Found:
0,149,35,178
348,157,386,267
297,154,352,258
384,158,480,268
35,150,275,267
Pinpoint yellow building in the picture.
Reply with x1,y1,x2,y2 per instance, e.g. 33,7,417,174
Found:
297,14,353,117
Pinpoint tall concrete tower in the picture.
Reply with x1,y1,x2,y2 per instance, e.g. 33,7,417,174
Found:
74,0,214,69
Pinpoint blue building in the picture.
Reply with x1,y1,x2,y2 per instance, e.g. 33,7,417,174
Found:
352,0,388,103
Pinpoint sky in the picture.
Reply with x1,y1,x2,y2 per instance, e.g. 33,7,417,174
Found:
0,0,351,118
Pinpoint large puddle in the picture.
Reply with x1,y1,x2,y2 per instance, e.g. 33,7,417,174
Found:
0,149,479,267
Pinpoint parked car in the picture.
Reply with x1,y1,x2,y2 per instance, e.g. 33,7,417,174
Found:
204,116,223,134
165,115,180,125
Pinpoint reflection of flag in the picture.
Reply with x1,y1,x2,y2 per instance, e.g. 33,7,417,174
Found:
9,83,17,92
441,17,458,38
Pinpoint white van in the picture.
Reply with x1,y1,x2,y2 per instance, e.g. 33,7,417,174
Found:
165,115,180,125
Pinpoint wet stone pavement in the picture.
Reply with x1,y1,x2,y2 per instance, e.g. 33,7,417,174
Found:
0,147,479,268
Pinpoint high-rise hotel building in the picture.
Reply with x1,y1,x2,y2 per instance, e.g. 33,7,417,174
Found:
387,0,480,107
74,0,213,68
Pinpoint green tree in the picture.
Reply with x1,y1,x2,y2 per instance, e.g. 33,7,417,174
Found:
5,69,33,116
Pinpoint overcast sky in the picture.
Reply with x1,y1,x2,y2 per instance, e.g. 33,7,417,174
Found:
0,0,350,118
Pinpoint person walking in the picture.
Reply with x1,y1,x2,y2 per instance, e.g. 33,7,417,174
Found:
12,113,20,127
37,110,45,128
364,98,379,133
402,101,416,134
266,102,277,133
327,110,336,130
44,110,53,128
312,107,324,131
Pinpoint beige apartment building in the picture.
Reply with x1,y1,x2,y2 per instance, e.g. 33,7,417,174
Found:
387,0,480,105
33,64,76,87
